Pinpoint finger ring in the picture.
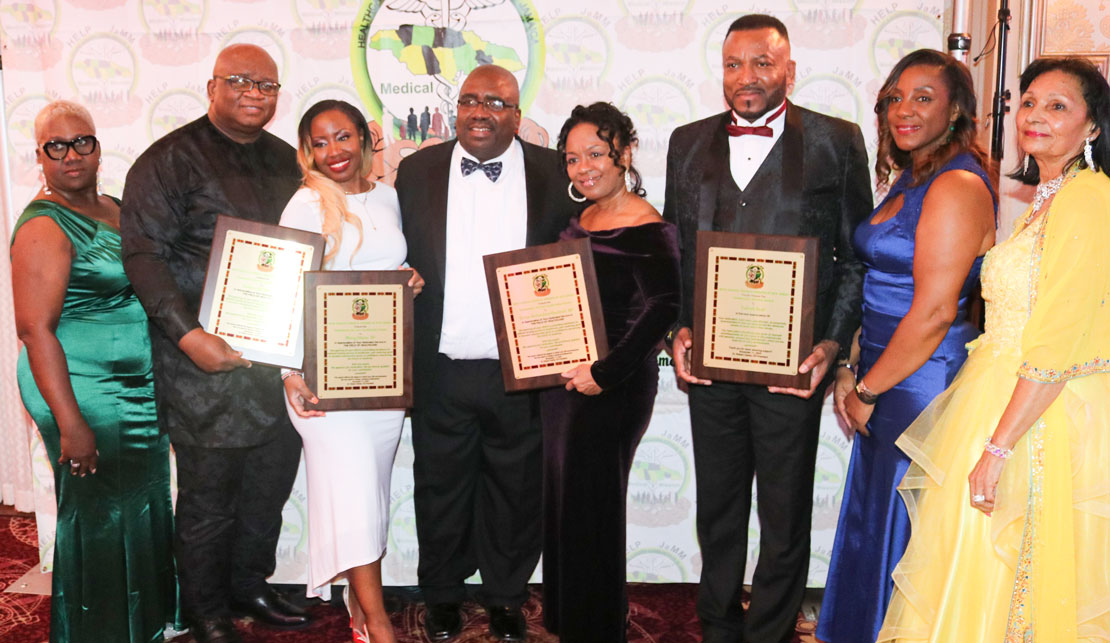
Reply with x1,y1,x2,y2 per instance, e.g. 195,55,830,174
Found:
69,460,80,468
972,494,986,502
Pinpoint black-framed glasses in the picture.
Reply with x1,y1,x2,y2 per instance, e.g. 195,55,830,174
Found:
213,74,281,96
457,96,517,112
41,135,98,161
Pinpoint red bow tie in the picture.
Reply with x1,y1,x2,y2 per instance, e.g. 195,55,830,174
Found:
726,124,772,137
726,103,786,137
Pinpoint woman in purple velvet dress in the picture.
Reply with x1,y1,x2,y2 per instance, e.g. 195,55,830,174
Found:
540,102,681,643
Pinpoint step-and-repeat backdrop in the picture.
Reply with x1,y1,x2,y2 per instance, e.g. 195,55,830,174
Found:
2,0,948,587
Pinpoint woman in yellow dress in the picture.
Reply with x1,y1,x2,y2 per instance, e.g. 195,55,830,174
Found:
877,57,1110,641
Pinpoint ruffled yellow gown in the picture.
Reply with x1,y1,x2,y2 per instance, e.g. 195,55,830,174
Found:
877,169,1110,642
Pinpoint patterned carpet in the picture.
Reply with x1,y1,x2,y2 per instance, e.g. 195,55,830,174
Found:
0,515,818,642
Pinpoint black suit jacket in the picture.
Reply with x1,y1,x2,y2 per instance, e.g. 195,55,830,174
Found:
395,138,578,399
662,104,871,358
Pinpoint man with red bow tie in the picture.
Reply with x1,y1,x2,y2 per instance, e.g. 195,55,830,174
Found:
662,14,872,643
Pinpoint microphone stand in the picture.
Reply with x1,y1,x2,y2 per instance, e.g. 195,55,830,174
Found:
990,0,1012,162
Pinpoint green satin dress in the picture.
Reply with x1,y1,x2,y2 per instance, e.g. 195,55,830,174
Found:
13,199,179,643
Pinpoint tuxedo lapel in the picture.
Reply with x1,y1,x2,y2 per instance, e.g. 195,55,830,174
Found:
697,113,731,232
775,104,805,226
521,141,548,246
424,142,454,287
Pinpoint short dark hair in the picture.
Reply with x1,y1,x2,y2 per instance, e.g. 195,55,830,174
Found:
557,102,646,198
1009,57,1110,184
726,14,789,42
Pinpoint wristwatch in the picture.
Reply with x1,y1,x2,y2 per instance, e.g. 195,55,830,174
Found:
855,379,879,405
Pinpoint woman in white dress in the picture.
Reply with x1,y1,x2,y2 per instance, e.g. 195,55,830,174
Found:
279,99,422,643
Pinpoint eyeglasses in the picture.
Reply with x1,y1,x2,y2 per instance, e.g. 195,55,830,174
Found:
457,96,518,112
41,135,98,161
213,75,281,96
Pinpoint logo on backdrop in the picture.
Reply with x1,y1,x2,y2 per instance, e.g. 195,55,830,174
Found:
291,0,358,60
146,89,207,144
618,74,696,193
812,432,851,529
785,0,868,48
627,435,693,527
277,471,308,565
535,13,615,116
792,71,863,125
138,0,211,65
67,31,144,127
7,94,52,168
626,543,690,583
0,0,63,70
869,9,944,79
614,0,695,52
385,487,419,582
350,0,544,145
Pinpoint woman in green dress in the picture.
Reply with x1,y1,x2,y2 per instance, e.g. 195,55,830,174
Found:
11,100,179,642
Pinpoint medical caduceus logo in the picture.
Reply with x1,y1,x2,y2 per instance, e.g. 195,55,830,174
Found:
351,0,544,144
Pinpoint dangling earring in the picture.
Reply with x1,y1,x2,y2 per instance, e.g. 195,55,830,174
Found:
96,157,104,195
1023,154,1030,175
38,165,52,195
1085,136,1096,171
624,170,633,193
567,182,587,203
946,124,955,144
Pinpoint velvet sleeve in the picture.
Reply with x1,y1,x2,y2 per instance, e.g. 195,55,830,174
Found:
590,225,681,390
1018,172,1110,382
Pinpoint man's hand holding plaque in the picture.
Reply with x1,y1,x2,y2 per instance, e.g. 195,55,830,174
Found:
681,231,820,392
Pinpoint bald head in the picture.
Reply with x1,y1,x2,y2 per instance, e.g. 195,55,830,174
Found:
207,44,280,143
213,44,277,78
456,64,521,161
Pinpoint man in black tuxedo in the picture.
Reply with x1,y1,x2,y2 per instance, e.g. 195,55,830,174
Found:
394,64,576,642
664,15,871,643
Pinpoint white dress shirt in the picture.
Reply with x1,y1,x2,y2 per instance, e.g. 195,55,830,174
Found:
728,101,787,191
439,139,528,360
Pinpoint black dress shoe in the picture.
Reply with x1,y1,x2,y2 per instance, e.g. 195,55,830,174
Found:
190,616,242,643
231,589,310,629
423,602,462,640
487,605,526,641
264,588,309,617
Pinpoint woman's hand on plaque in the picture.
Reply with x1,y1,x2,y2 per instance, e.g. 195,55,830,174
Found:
283,373,326,418
400,265,424,296
562,363,602,396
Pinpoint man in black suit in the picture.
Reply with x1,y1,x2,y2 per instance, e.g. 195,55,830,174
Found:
394,64,576,642
664,15,871,643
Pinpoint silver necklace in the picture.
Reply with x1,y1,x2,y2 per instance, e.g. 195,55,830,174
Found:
1032,173,1066,212
346,190,377,230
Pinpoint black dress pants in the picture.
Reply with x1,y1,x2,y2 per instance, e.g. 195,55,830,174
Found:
172,425,302,621
689,380,826,643
411,354,542,608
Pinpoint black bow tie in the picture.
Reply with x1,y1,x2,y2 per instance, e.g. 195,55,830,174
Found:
461,157,502,182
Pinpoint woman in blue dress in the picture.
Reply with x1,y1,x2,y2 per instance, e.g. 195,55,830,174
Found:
817,49,997,642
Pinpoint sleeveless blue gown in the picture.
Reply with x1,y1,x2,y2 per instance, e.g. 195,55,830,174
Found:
817,153,995,642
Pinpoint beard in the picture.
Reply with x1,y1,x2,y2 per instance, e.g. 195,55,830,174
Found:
727,82,788,121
